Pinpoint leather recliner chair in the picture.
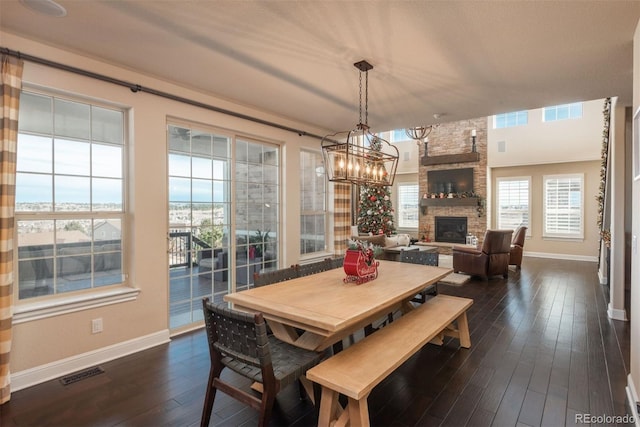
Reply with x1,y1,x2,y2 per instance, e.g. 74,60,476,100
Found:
509,226,527,269
452,229,513,279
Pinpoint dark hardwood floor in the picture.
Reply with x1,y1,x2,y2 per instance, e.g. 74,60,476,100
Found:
0,257,633,426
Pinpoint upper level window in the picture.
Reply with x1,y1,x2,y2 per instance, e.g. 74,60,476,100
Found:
390,129,410,143
300,150,327,255
496,177,530,233
543,102,583,122
494,111,528,129
543,174,583,239
397,184,419,228
15,90,126,301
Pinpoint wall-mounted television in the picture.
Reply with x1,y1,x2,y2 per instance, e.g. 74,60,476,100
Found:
427,168,474,195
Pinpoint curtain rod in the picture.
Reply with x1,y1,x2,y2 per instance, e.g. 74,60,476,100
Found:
1,46,325,140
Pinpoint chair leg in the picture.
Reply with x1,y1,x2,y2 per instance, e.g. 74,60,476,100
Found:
200,365,222,427
258,389,277,427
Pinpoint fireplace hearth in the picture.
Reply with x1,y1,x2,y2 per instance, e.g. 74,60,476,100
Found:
435,216,468,244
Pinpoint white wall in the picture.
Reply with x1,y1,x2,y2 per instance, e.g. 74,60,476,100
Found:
3,31,330,384
488,99,604,167
627,18,640,424
486,98,607,260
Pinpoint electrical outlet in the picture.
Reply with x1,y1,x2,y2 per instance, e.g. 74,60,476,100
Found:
91,318,103,334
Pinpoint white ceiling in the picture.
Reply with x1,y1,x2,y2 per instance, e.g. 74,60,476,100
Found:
1,0,639,134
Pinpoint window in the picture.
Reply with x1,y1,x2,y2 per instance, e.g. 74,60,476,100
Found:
543,102,583,122
15,90,125,301
300,150,327,255
390,129,410,143
543,174,584,238
167,126,280,329
235,139,280,285
494,111,528,128
397,184,419,228
168,124,232,328
496,177,530,232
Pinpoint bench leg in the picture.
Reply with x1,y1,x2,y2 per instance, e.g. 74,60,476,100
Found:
318,387,341,427
348,396,370,427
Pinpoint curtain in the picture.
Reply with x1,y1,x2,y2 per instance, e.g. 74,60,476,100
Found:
0,54,24,404
333,183,351,254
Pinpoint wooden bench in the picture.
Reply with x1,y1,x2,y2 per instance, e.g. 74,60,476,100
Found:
306,294,473,427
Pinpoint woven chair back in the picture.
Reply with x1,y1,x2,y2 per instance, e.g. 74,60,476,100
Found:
253,266,298,287
202,299,271,368
295,259,332,277
327,256,344,269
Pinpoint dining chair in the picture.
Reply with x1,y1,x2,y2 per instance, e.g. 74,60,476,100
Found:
400,250,439,303
326,256,344,269
200,298,324,427
252,266,298,287
295,259,332,277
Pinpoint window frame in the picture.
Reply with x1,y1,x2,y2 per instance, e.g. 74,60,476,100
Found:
496,176,531,235
13,87,136,323
543,173,584,239
299,149,329,258
543,102,583,122
396,183,419,229
389,129,411,144
494,111,528,129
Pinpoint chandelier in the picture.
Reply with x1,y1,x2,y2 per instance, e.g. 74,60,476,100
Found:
321,60,399,187
405,126,434,146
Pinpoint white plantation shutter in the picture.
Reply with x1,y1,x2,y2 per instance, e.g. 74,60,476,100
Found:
544,174,583,238
497,177,530,231
397,184,419,228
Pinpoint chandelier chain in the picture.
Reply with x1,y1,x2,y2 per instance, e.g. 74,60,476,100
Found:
365,70,369,126
358,70,363,125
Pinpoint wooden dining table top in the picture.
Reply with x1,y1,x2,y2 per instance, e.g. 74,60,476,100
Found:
224,260,453,351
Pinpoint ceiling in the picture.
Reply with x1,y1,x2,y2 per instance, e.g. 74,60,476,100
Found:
1,1,640,134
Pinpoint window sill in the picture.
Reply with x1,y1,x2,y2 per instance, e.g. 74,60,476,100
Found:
541,235,584,242
299,251,334,264
13,286,141,324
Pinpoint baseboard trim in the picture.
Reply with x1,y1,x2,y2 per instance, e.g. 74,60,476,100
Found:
11,329,171,392
608,303,628,321
626,374,640,427
524,252,598,263
598,267,609,285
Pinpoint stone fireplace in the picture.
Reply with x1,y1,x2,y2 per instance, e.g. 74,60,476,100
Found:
417,117,487,244
435,216,467,244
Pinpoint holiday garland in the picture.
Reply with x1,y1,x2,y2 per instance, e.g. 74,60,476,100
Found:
596,98,611,247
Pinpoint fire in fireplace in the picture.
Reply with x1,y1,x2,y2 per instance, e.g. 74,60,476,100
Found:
435,216,468,244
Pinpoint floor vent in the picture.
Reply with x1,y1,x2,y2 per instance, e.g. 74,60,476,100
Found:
59,366,105,386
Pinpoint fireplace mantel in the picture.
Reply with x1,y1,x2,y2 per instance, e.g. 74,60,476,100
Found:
420,197,478,214
421,152,480,166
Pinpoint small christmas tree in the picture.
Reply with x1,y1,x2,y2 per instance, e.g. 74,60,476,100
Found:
356,185,396,236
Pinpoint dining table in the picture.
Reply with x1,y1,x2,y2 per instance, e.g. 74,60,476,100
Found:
224,259,453,352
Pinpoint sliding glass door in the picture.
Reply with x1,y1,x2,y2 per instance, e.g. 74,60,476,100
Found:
167,124,279,330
